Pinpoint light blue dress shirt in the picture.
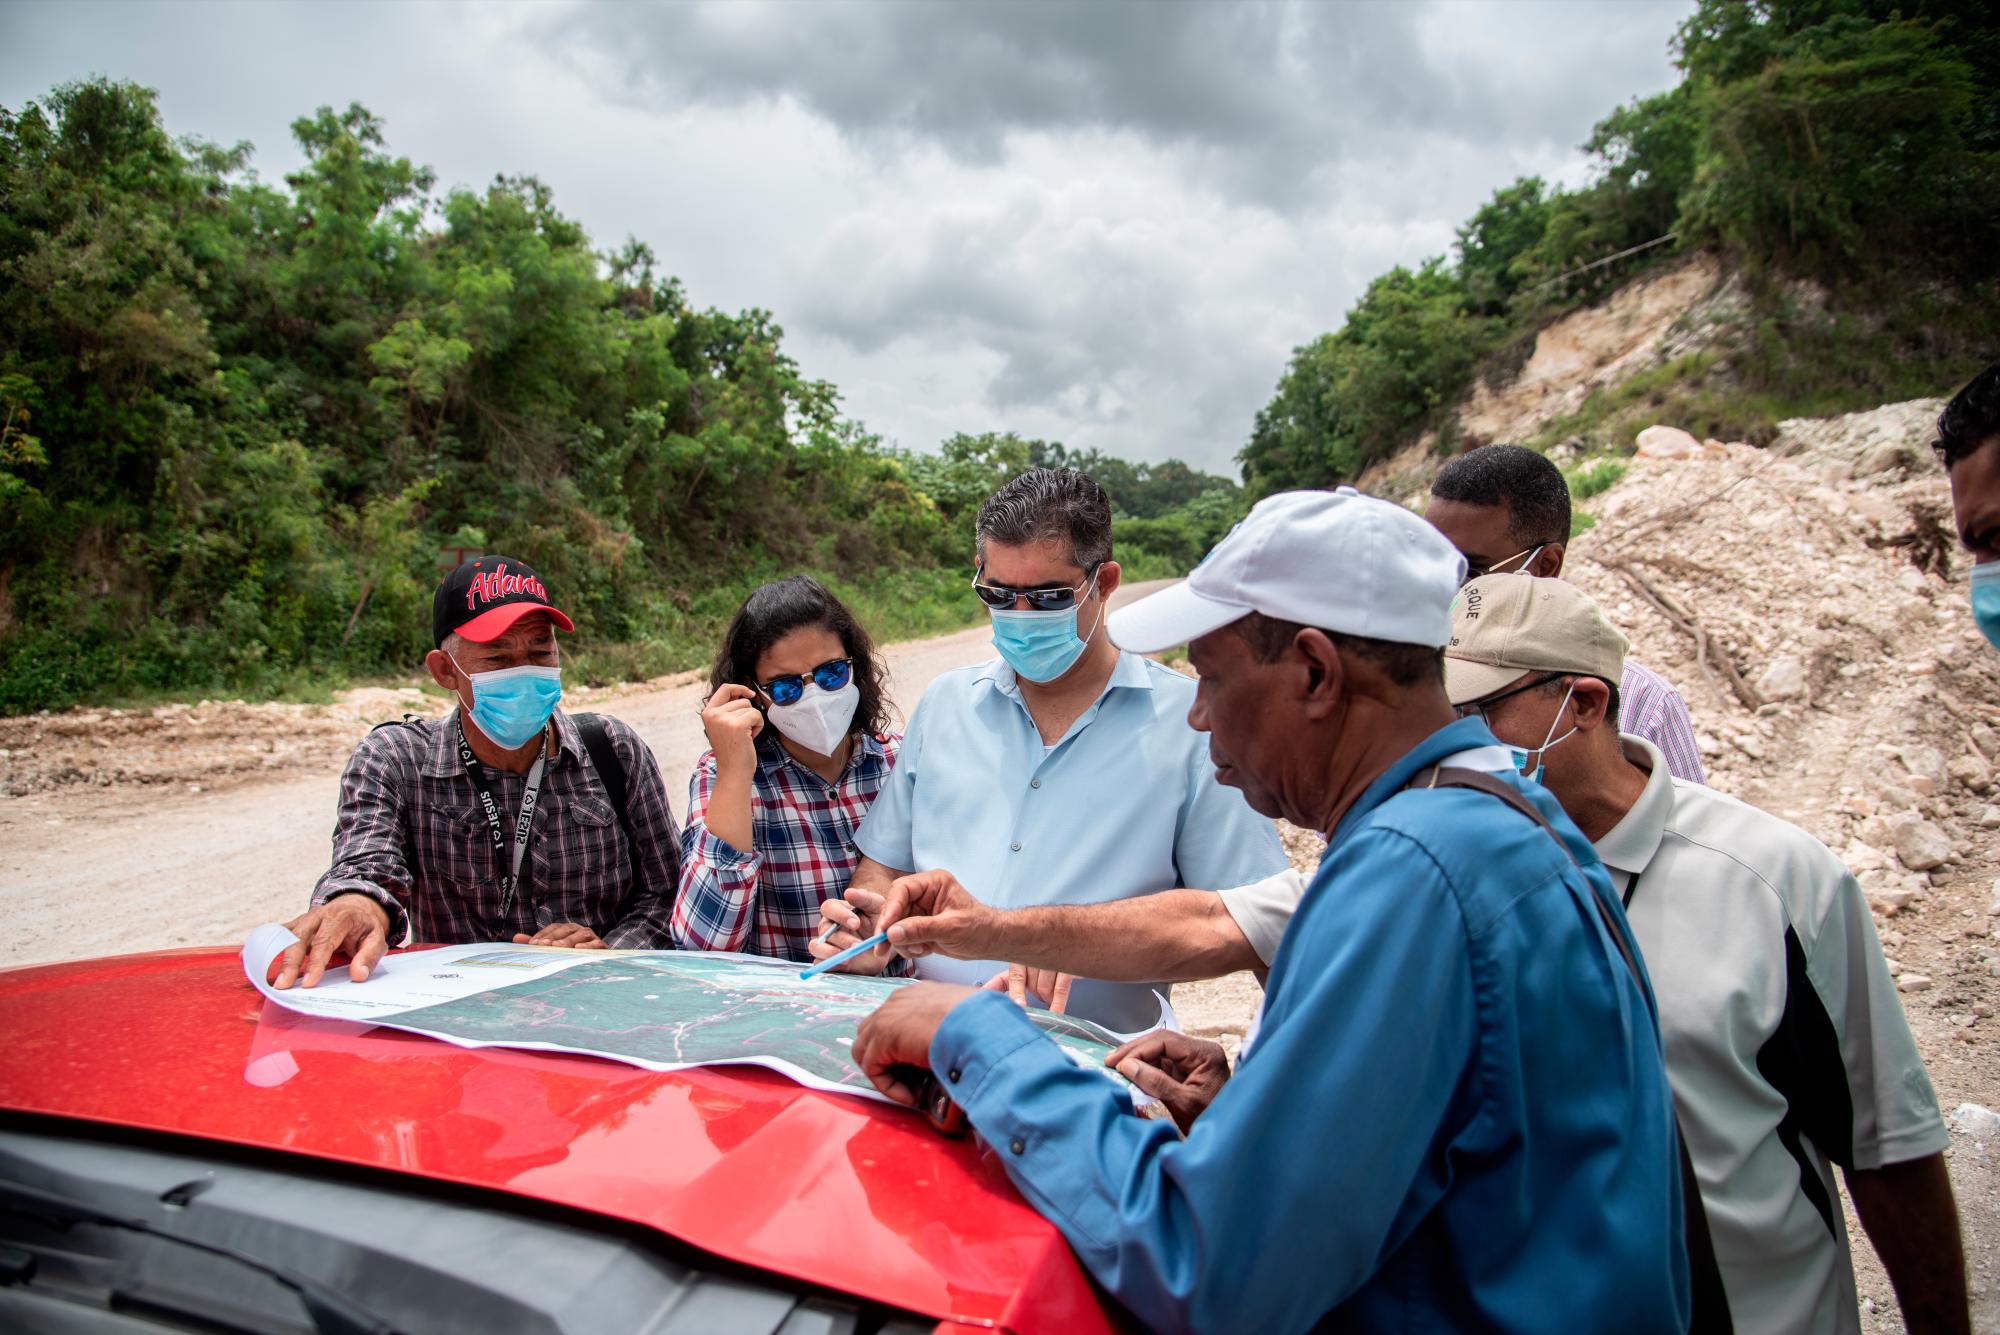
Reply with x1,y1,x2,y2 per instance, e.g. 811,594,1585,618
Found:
928,716,1690,1334
854,650,1288,1032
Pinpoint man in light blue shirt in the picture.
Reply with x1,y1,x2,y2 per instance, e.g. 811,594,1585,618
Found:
810,467,1286,1032
849,487,1691,1334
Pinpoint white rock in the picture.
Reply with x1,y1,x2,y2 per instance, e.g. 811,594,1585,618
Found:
1754,657,1807,702
1951,1103,2000,1141
1868,886,1915,917
1856,440,1913,477
1971,724,1999,759
1897,973,1933,993
1874,782,1922,814
1892,818,1952,871
1907,774,1937,797
1635,425,1703,460
1948,755,1992,793
1981,806,2000,830
1842,842,1890,874
1899,744,1947,784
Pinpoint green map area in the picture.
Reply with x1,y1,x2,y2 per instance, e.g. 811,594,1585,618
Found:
387,951,1133,1099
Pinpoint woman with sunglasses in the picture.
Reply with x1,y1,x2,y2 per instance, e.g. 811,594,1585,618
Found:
672,576,900,960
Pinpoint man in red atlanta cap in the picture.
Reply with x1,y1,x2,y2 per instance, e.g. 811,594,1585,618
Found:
273,555,684,988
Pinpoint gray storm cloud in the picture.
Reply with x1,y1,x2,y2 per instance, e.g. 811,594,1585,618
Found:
3,0,1689,470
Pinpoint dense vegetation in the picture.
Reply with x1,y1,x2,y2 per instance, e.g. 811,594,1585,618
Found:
1242,0,2000,492
0,84,1238,713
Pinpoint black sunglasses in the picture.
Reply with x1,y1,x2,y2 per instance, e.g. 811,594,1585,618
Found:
758,657,853,707
1455,672,1565,721
971,562,1100,612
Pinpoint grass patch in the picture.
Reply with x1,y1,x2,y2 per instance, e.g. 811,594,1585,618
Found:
1565,458,1628,500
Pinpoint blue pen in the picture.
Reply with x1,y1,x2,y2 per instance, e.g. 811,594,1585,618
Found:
799,930,890,980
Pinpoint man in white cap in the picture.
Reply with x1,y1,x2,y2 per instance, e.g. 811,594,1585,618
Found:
848,488,1692,1334
1444,572,1966,1335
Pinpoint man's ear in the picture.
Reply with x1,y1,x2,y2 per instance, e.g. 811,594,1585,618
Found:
1571,676,1614,732
1095,560,1122,601
425,649,462,695
1291,628,1346,720
1532,541,1567,578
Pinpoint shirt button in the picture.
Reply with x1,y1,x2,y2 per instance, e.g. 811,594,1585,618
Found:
1010,842,1022,852
1009,1137,1026,1156
947,1067,961,1084
1030,778,1041,789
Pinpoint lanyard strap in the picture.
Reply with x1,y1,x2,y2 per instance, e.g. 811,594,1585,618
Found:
457,719,547,917
1621,868,1644,908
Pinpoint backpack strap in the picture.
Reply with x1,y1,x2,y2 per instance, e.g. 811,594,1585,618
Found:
572,713,647,908
1406,764,1733,1334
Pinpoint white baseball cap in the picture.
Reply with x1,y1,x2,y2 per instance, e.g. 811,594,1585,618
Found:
1109,486,1468,653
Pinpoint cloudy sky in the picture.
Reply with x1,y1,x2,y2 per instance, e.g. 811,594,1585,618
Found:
2,0,1688,475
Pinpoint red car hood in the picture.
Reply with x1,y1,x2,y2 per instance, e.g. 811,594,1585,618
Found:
0,947,1115,1334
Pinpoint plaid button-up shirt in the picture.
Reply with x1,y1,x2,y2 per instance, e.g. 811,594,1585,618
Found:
312,708,681,947
673,732,900,960
1620,658,1707,786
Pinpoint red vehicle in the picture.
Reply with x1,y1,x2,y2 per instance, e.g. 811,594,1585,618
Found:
0,946,1122,1334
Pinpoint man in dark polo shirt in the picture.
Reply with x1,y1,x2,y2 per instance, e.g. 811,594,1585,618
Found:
273,556,681,989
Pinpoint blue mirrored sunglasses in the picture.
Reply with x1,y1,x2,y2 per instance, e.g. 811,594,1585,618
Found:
759,657,853,706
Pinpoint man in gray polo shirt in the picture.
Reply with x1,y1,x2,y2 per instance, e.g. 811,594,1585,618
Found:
1446,572,1965,1335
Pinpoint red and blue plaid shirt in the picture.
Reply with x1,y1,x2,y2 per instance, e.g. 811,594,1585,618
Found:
673,731,900,960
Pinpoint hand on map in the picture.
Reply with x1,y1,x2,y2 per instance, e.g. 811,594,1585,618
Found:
1107,1030,1232,1134
983,965,1075,1015
511,924,605,949
272,894,391,989
809,889,895,974
878,870,1002,960
851,982,977,1106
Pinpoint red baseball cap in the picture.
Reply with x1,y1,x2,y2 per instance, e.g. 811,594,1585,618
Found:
432,555,576,647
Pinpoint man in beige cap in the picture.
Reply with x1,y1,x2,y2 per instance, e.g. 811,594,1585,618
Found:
1445,572,1967,1335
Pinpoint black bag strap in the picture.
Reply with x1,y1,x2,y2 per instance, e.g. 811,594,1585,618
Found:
573,713,646,905
1406,765,1732,1335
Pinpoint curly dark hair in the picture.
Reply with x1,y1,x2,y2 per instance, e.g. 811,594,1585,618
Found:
1936,361,2000,470
1430,444,1572,548
708,576,893,738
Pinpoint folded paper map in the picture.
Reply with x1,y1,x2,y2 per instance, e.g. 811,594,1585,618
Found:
242,924,1156,1106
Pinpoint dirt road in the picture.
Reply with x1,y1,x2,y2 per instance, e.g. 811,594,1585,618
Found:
0,582,1175,970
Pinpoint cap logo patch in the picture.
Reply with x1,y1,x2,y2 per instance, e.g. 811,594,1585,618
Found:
464,562,548,611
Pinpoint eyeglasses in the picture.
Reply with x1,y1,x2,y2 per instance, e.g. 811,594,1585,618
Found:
1462,544,1546,585
758,657,853,706
970,563,1100,612
1454,673,1564,722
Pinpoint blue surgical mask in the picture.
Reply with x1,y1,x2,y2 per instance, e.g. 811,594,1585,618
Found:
455,659,562,749
989,581,1104,683
1506,683,1578,785
1974,562,2000,652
